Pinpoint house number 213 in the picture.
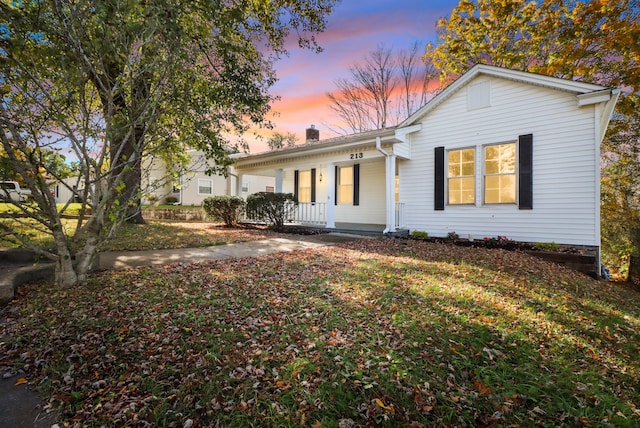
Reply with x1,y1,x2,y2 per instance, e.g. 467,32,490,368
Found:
350,152,363,159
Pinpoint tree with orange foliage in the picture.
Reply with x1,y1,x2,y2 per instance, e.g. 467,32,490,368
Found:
428,0,640,276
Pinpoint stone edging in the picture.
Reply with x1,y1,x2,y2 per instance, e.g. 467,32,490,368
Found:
0,249,55,305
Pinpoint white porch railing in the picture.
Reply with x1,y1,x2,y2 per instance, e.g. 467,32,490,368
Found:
294,202,327,225
395,202,406,230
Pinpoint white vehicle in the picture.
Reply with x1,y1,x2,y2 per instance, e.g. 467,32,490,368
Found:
0,181,32,202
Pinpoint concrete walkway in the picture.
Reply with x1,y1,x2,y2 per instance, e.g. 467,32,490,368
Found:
0,232,369,427
98,233,363,270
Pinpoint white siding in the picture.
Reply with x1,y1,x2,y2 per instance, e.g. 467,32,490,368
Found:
282,159,386,225
238,175,276,197
401,75,599,246
142,151,274,206
335,160,386,225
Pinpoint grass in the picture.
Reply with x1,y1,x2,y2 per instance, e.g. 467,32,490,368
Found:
2,238,639,427
102,221,277,251
0,202,85,214
1,202,276,250
0,203,87,249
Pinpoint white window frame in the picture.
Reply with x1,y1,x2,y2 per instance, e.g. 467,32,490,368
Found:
298,170,312,203
483,142,517,205
447,147,476,205
337,166,353,205
198,178,213,195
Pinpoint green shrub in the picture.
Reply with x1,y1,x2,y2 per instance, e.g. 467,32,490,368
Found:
202,195,245,226
534,242,560,251
246,192,297,230
411,230,429,239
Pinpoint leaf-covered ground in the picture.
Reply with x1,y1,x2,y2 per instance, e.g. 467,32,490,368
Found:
101,222,278,252
1,239,639,427
0,218,277,250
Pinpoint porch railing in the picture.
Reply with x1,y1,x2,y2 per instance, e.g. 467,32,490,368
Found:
294,202,327,225
395,202,406,230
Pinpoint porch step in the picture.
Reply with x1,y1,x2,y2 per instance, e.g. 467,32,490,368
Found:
385,229,410,237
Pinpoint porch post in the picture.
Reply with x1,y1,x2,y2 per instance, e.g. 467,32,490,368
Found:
385,155,397,233
235,173,244,197
326,163,335,228
275,169,283,193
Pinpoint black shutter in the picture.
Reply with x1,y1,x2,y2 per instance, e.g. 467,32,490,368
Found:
518,134,533,210
434,147,445,210
293,170,299,201
310,168,316,203
334,165,338,206
353,164,360,206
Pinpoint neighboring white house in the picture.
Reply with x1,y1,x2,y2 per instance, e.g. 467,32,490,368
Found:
143,150,275,206
234,64,619,252
50,150,274,206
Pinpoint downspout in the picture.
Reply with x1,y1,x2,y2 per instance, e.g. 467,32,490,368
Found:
376,137,394,234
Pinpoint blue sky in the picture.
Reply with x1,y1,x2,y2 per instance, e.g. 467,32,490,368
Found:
249,0,461,152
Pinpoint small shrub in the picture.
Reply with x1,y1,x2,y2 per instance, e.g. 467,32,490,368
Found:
165,196,178,204
411,230,429,239
146,194,160,206
203,195,246,226
534,242,560,251
246,192,297,230
447,231,459,240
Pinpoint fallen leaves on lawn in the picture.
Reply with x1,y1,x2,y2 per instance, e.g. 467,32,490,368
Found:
1,238,639,427
14,377,28,386
101,221,279,251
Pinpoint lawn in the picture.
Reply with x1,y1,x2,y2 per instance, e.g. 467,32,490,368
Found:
101,221,278,251
1,203,277,250
1,239,639,427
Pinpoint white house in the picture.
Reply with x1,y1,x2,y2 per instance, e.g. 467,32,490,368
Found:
143,150,275,206
234,64,619,252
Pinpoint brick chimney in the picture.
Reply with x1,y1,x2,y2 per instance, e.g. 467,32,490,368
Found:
305,124,319,143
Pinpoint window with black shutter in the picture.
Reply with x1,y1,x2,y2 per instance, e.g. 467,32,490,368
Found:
434,147,445,210
518,134,533,209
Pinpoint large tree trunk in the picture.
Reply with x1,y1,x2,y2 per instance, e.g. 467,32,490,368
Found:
55,256,78,289
52,230,77,288
123,158,145,225
108,78,148,225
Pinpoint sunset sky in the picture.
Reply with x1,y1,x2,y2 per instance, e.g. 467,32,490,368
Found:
247,0,461,153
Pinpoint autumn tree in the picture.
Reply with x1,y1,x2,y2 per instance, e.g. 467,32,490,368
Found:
428,0,640,273
0,0,336,287
327,43,438,134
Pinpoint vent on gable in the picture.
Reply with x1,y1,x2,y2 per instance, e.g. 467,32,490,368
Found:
467,81,491,110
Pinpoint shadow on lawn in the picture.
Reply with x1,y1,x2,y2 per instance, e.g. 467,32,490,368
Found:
335,242,640,354
2,239,639,426
306,245,640,425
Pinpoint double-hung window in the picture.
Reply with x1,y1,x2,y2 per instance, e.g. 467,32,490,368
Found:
198,179,213,195
484,143,516,204
448,148,475,204
298,170,312,203
337,166,353,204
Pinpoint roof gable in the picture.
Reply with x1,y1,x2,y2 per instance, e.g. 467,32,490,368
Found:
399,64,614,128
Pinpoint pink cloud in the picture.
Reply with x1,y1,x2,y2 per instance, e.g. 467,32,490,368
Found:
244,1,460,152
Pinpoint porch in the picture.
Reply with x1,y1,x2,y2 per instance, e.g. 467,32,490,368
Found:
290,202,406,233
233,127,420,235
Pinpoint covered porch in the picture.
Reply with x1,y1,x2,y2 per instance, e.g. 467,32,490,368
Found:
233,126,419,234
287,202,405,233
